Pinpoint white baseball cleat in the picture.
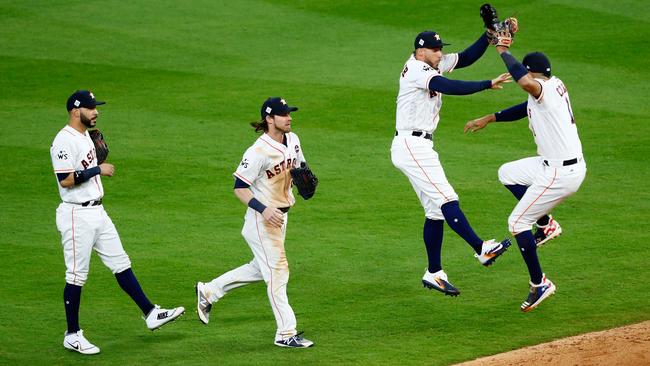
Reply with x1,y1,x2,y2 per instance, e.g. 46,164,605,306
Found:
535,216,562,247
475,238,511,266
274,332,314,348
144,305,185,330
63,329,100,355
422,269,460,296
196,282,212,325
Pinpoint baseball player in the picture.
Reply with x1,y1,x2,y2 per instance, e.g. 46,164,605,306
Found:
464,30,586,311
51,90,185,355
391,29,514,296
196,97,313,348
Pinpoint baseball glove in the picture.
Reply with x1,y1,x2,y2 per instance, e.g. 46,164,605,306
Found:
480,4,518,46
89,129,109,164
290,162,318,200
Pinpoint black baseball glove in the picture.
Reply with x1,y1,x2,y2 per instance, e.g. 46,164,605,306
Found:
480,4,518,46
290,162,318,200
89,129,109,164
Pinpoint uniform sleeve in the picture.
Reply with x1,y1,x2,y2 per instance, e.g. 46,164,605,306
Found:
233,146,264,185
533,78,547,104
439,53,459,74
51,138,75,174
410,60,441,90
297,143,307,167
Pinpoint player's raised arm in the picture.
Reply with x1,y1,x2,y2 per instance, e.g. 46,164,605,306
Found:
496,46,542,98
464,100,527,133
428,72,511,96
455,32,491,69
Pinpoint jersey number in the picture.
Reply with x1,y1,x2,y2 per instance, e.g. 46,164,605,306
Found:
556,83,575,124
401,65,408,78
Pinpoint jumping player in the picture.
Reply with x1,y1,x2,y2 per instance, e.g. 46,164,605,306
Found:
196,97,314,348
464,35,586,311
51,90,185,355
391,30,512,296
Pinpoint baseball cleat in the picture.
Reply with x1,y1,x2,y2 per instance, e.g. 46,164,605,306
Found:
422,269,460,296
534,216,562,247
196,282,212,325
274,332,314,348
144,305,185,330
63,329,100,355
521,274,556,312
475,238,511,266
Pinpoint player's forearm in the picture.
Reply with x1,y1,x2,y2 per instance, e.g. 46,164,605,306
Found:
429,76,491,95
57,166,101,188
234,188,254,206
495,101,528,122
456,32,490,69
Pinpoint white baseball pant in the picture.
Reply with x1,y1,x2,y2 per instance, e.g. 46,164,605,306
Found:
498,156,586,234
391,133,459,220
205,208,297,340
55,203,132,286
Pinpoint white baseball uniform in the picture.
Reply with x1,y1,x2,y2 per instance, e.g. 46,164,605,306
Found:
204,132,305,341
391,53,460,219
498,76,586,233
51,125,131,286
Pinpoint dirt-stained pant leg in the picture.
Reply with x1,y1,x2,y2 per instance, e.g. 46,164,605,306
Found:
241,209,297,340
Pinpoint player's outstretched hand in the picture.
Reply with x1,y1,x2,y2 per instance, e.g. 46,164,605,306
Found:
464,114,496,133
490,73,512,89
99,163,115,177
262,207,285,228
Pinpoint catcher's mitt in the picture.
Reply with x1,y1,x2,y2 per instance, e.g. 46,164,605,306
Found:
290,162,318,200
89,129,109,164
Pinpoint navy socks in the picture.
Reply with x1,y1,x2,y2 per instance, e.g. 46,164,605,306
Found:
515,231,543,284
423,218,444,273
115,268,155,315
441,201,483,253
64,283,82,333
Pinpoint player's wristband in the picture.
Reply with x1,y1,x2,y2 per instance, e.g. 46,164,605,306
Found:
500,51,528,81
73,166,101,185
248,198,267,214
495,101,528,122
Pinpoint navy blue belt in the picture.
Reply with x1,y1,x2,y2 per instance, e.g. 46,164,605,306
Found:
395,130,432,140
543,158,578,167
279,207,290,213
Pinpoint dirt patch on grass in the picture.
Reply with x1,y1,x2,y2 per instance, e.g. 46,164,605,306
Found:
455,320,650,366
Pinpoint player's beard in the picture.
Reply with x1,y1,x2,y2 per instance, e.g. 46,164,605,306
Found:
80,113,95,128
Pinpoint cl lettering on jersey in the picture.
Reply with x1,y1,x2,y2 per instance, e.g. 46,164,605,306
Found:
265,158,297,179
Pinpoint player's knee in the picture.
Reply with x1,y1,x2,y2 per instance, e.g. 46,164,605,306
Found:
498,164,512,184
508,214,533,234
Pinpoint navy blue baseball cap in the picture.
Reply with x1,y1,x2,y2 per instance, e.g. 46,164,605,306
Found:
260,97,298,119
522,52,551,77
66,90,105,111
414,31,450,49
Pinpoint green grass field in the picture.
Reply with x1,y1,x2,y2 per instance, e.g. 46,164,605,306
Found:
1,1,649,365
